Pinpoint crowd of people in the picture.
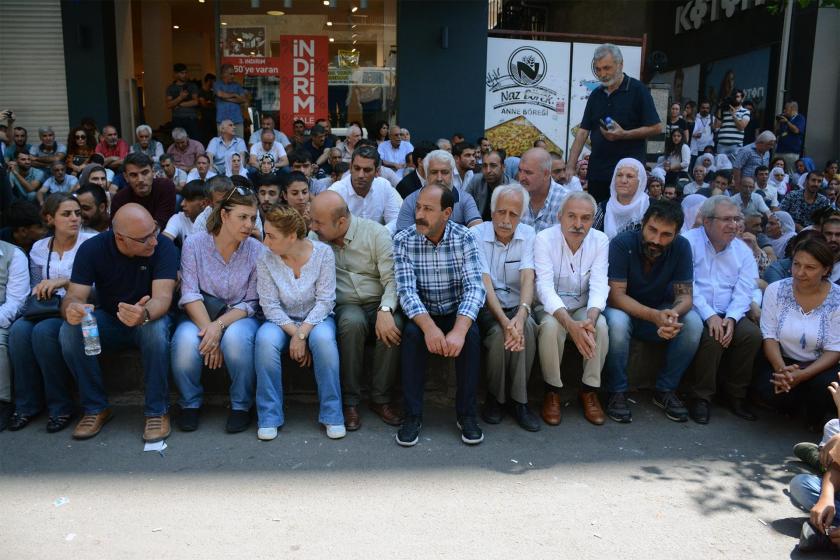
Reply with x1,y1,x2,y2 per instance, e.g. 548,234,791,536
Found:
0,43,838,551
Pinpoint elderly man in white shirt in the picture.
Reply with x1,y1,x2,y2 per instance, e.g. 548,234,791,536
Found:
329,144,402,232
248,129,288,169
682,195,763,425
377,125,413,180
730,176,770,218
534,191,609,426
471,183,540,432
0,240,30,429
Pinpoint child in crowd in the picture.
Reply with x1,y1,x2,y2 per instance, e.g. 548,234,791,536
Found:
789,374,840,552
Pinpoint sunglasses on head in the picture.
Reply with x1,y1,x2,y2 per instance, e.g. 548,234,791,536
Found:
223,186,252,203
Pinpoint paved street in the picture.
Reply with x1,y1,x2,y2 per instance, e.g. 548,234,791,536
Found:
0,393,833,559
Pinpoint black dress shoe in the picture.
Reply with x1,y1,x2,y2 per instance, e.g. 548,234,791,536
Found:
0,401,13,432
8,413,33,431
512,403,541,432
729,398,757,421
689,399,710,425
481,394,504,424
178,408,201,432
46,415,75,434
226,409,251,433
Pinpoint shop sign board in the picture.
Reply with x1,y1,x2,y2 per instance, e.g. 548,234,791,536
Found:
278,35,329,135
675,0,767,35
220,56,282,77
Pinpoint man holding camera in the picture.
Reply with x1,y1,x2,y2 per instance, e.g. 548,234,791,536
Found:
775,101,806,173
714,89,750,158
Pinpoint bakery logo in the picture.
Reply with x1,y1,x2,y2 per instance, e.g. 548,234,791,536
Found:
508,47,547,87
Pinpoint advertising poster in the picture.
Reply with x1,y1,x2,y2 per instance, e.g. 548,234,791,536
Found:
567,43,642,152
652,64,701,106
278,35,329,136
484,38,571,157
222,27,267,57
702,47,771,128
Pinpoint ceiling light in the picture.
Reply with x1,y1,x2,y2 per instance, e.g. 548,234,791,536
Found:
221,22,228,25
329,37,335,42
351,6,358,12
323,0,329,4
173,25,180,29
237,37,243,42
352,33,357,37
267,10,284,15
352,40,357,44
351,24,357,28
326,21,333,26
198,0,205,3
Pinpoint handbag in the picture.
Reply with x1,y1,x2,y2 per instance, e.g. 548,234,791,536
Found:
22,238,62,322
200,290,231,321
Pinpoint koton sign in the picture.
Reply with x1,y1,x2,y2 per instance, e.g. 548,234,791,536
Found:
279,35,328,135
221,56,281,77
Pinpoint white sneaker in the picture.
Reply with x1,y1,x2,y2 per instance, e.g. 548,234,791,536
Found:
257,427,278,441
325,424,346,439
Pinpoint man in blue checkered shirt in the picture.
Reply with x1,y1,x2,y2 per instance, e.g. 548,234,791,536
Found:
393,183,486,446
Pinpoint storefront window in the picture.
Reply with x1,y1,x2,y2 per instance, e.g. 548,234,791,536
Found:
218,0,396,138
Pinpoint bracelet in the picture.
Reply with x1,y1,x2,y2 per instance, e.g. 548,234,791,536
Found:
217,319,226,332
519,303,532,314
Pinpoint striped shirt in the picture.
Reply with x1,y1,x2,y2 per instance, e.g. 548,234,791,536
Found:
393,221,486,320
717,107,750,147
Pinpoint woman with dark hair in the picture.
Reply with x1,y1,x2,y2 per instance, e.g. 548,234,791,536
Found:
281,171,311,227
254,205,343,441
662,129,691,185
7,193,95,431
374,120,389,145
665,102,689,145
762,229,826,285
65,127,95,176
759,238,840,428
170,186,262,434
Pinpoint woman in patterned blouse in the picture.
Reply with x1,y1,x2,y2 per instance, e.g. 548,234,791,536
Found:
254,205,344,441
171,187,262,434
759,238,840,428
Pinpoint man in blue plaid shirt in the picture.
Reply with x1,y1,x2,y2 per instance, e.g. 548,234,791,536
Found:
393,183,486,446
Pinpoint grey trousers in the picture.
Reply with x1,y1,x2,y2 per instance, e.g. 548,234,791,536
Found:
477,307,536,404
685,317,762,400
335,302,403,406
535,307,608,389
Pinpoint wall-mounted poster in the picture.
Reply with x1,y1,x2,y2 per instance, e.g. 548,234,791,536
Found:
222,27,267,57
702,47,771,126
651,64,701,106
484,38,571,157
278,35,329,135
567,43,642,152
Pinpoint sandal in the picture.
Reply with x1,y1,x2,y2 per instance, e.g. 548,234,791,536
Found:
8,413,32,431
47,415,74,433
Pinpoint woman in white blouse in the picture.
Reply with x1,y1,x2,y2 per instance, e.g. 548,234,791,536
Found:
8,193,95,432
760,238,840,427
254,205,344,441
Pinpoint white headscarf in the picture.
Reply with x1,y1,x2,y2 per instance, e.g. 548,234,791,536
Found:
769,211,796,257
225,153,249,178
768,167,789,195
681,194,706,234
605,158,650,239
693,153,716,173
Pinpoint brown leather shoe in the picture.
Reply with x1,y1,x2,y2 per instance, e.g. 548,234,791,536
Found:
369,402,403,426
72,409,114,440
143,414,171,443
541,392,562,425
580,391,606,425
343,406,361,431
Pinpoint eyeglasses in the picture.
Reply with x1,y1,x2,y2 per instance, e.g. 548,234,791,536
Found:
118,226,160,245
710,216,744,224
75,134,86,139
223,186,252,203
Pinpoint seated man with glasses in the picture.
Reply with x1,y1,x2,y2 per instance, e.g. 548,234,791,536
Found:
682,196,762,424
110,152,177,229
59,203,179,442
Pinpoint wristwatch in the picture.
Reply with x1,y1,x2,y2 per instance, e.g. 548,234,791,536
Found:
297,331,307,341
519,303,532,314
378,305,393,313
142,308,151,325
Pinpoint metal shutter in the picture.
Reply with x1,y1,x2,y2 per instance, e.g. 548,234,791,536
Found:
0,0,70,141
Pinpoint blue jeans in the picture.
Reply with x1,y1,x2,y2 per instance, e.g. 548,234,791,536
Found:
59,311,172,417
401,313,481,418
790,473,840,525
10,317,76,417
603,306,703,393
171,316,260,411
254,317,343,429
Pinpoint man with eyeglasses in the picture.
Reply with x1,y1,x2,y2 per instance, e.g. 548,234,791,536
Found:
110,153,177,229
59,203,179,442
682,195,763,424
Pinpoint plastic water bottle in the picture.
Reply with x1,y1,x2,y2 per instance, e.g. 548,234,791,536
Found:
82,310,101,356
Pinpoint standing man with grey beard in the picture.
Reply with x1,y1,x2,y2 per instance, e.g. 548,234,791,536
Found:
565,44,662,203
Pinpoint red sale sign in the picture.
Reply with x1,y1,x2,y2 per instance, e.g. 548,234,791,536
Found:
221,57,282,77
278,35,329,136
